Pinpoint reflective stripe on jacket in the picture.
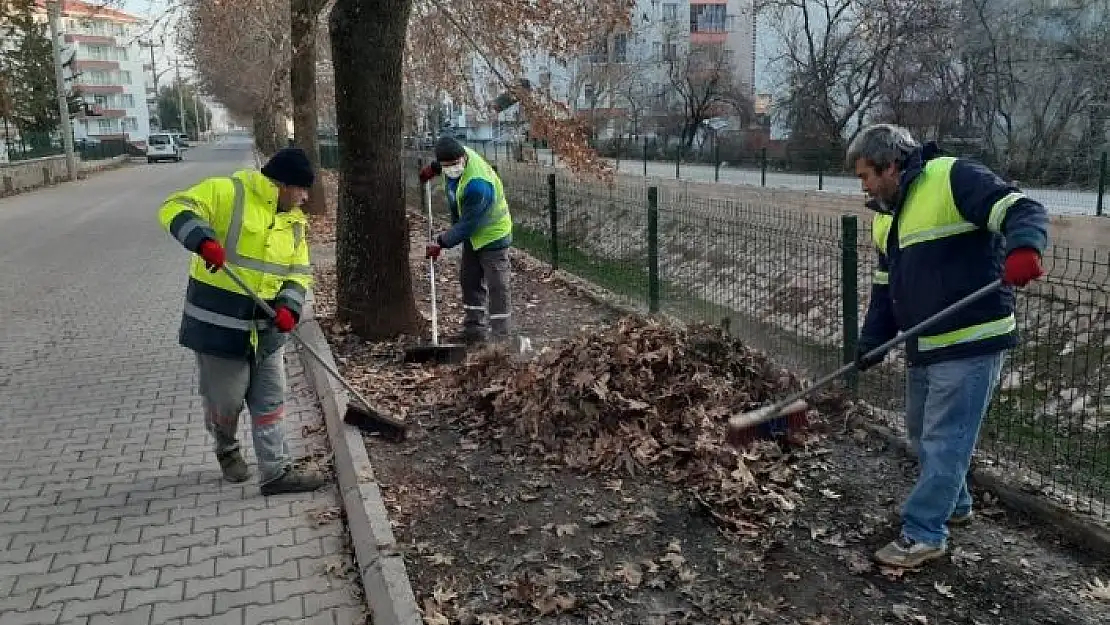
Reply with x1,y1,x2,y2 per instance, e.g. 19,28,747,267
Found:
158,169,312,360
861,143,1048,367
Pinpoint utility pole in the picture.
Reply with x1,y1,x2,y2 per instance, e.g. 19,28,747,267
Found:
174,59,186,134
191,92,203,140
48,0,77,180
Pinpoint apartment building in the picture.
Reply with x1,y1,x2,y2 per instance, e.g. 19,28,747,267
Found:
439,0,757,142
53,1,151,145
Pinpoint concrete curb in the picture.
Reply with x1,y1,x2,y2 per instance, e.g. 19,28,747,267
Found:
294,298,423,625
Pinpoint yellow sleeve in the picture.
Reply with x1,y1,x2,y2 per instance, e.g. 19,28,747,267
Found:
275,220,313,319
157,177,227,252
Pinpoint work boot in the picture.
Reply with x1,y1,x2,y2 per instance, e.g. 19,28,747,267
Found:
260,467,328,496
873,536,946,568
217,450,250,483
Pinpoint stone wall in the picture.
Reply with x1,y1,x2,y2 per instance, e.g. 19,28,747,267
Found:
0,155,72,197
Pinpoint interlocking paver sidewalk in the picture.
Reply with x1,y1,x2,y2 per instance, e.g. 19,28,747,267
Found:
0,143,365,625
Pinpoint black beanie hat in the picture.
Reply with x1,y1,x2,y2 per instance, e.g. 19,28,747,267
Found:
434,136,466,162
261,147,315,188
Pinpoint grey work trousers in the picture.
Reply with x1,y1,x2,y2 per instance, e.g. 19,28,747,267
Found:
460,244,512,338
196,345,291,484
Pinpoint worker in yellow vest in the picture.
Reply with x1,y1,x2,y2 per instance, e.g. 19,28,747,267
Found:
849,124,1047,568
420,137,514,344
158,147,327,497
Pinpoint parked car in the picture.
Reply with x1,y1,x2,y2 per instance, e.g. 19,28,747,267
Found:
147,132,182,163
176,133,190,149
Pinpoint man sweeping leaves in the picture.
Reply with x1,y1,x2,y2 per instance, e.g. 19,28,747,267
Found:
158,147,327,496
419,136,514,345
848,124,1048,567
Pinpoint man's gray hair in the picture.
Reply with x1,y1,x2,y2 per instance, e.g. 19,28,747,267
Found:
845,124,921,171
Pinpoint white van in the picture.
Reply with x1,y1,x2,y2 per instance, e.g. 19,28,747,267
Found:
147,132,182,163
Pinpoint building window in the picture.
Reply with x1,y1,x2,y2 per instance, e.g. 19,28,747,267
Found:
663,3,678,21
663,42,678,61
122,117,138,132
115,47,128,61
93,95,110,107
613,33,628,63
96,119,113,133
121,94,134,108
119,71,132,84
691,4,727,32
84,45,109,60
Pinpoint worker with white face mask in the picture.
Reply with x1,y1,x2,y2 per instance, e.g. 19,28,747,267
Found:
418,137,514,344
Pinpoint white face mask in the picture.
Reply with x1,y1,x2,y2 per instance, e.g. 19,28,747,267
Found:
442,162,465,179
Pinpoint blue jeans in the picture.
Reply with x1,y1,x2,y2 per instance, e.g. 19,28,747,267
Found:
901,351,1005,546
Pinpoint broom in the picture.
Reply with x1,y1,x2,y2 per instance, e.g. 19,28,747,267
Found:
727,279,1005,446
220,265,408,440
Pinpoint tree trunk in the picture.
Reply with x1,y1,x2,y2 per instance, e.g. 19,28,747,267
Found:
252,108,283,157
328,0,421,339
290,0,326,215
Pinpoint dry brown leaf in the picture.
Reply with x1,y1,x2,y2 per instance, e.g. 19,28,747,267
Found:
1082,577,1110,602
614,562,643,588
934,582,955,598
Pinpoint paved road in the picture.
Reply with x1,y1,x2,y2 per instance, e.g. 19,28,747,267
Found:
0,139,364,625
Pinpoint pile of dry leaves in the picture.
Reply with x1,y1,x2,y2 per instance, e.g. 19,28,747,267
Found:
443,316,852,538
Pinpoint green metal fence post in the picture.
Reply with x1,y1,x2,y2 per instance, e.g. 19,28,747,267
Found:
818,152,825,191
647,186,660,313
714,134,721,183
643,137,648,176
675,144,681,179
548,173,559,270
1097,151,1107,217
417,158,424,207
841,214,860,392
760,147,767,186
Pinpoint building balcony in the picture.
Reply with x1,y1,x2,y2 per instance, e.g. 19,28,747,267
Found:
86,107,127,119
690,31,727,45
76,84,124,95
64,34,115,45
73,59,119,71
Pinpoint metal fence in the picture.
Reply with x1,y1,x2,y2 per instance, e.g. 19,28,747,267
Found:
393,149,1110,519
1,130,132,163
447,138,1110,218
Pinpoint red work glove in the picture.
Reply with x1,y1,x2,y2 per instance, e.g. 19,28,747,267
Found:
198,239,225,272
273,306,296,332
1002,248,1044,287
425,241,442,260
419,162,441,183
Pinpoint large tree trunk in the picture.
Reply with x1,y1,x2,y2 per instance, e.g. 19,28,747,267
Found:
290,0,326,215
252,108,284,156
328,0,421,339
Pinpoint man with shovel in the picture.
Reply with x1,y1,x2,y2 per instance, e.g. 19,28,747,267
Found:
419,136,514,345
848,124,1048,568
158,147,328,496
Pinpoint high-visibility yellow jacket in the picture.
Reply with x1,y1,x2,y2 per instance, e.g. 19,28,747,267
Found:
158,168,312,360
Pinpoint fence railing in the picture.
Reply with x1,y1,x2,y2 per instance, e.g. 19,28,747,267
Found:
442,138,1109,218
394,149,1109,519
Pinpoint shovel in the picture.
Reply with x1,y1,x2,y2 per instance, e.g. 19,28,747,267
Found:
727,279,1006,445
220,264,407,439
402,180,468,364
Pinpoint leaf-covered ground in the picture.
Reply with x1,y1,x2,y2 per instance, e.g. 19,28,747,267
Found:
306,197,1109,625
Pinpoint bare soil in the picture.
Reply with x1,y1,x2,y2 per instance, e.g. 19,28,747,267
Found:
306,200,1110,625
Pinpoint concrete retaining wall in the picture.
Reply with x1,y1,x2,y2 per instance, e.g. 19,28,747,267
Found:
1,154,132,197
1,155,71,197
